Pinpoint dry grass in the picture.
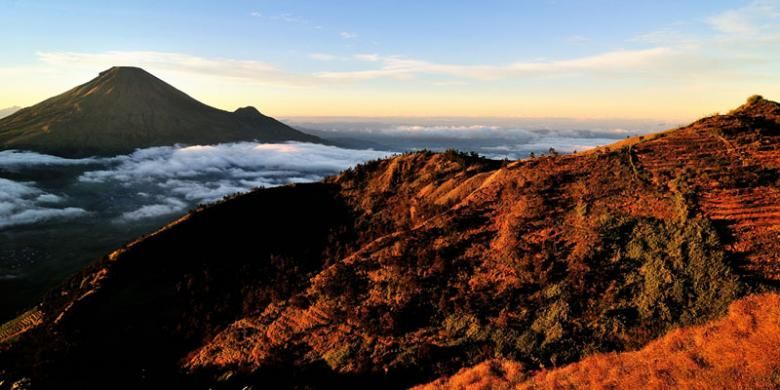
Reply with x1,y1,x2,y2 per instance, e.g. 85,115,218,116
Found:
418,293,780,389
416,359,526,390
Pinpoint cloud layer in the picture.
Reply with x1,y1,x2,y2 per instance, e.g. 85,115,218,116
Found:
0,142,390,226
78,142,390,221
0,150,98,166
0,178,87,228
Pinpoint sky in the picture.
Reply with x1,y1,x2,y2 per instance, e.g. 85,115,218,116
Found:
1,0,779,121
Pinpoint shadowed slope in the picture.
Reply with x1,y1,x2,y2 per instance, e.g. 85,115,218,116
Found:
0,67,321,157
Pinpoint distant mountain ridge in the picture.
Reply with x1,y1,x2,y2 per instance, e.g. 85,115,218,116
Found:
0,67,321,157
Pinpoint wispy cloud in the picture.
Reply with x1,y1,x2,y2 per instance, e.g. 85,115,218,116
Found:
37,50,321,87
340,32,357,39
250,11,322,29
0,150,98,166
0,178,87,228
707,0,780,34
310,53,338,61
119,198,187,221
38,48,678,86
316,48,676,81
353,53,380,62
565,35,591,43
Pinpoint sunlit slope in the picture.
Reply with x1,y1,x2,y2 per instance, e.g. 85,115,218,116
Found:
416,293,780,389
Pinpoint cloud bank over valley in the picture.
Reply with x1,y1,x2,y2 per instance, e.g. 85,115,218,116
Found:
0,142,390,227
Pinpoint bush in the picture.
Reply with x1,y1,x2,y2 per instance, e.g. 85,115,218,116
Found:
626,218,740,327
747,94,764,105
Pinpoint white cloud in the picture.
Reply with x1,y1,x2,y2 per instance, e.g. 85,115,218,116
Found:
0,150,98,166
0,178,87,228
78,142,390,220
340,32,357,39
250,11,321,28
37,51,321,87
316,48,676,81
354,53,379,62
310,53,338,61
119,197,187,221
707,0,780,34
709,10,757,34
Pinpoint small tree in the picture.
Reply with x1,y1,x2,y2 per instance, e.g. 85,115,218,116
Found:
747,94,764,105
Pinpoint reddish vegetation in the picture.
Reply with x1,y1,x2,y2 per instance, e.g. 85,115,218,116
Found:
1,97,779,389
416,359,527,390
418,293,780,389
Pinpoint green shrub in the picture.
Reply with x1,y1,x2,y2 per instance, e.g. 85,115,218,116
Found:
626,218,740,327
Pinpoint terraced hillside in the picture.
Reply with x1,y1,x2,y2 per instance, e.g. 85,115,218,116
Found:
630,97,780,281
0,97,778,389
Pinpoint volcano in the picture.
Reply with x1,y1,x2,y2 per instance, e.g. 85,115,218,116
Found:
0,67,321,157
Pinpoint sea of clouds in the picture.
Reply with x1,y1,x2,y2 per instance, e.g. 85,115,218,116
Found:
0,177,88,228
0,142,391,228
288,118,664,159
0,119,660,229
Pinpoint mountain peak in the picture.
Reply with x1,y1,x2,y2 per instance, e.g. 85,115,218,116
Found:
100,65,147,74
0,67,321,157
234,106,264,118
93,66,161,84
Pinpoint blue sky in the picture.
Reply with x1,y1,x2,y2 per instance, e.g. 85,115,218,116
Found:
1,0,778,119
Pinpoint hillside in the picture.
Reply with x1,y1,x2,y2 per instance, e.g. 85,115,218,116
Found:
0,67,320,157
416,293,780,389
0,96,779,389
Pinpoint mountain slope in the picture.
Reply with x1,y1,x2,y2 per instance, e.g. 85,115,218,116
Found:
1,97,779,389
0,67,321,157
416,293,780,389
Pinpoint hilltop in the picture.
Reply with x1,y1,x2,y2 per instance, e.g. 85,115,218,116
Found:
0,67,321,157
0,96,779,388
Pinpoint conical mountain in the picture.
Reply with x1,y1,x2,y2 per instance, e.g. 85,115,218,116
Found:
0,67,321,157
